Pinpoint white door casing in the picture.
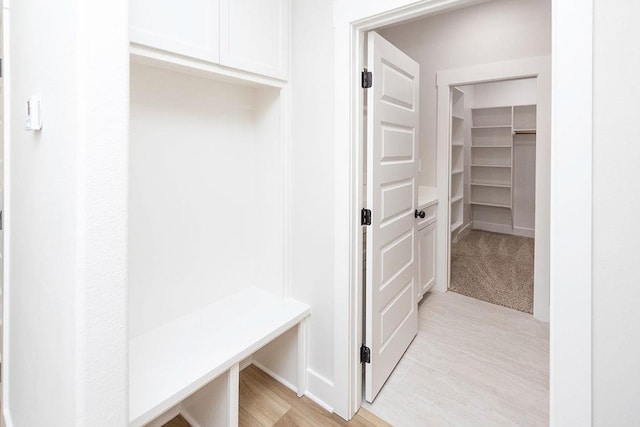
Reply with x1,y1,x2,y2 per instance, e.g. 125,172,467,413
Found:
365,31,419,402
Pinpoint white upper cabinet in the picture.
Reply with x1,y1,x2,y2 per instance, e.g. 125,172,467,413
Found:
130,0,289,81
220,0,289,80
130,0,220,63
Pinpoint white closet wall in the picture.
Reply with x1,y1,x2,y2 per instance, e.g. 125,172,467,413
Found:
472,79,537,108
129,63,284,338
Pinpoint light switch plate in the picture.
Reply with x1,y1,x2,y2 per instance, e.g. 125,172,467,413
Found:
25,96,42,131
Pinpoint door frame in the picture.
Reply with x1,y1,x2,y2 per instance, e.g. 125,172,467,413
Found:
335,0,593,424
435,59,551,323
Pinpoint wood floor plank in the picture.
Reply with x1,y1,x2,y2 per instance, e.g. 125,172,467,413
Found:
163,365,392,427
273,406,345,427
243,365,296,404
354,408,392,427
239,367,291,426
162,414,191,427
239,408,266,427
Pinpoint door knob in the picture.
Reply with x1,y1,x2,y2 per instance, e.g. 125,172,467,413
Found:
415,209,426,219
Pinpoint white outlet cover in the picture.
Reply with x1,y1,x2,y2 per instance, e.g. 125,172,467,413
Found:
25,96,43,131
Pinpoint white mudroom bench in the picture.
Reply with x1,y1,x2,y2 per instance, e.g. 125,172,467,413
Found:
129,287,310,427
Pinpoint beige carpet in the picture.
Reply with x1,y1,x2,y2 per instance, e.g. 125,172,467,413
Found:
450,230,534,313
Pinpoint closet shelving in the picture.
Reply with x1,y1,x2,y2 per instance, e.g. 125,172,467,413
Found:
450,88,465,234
513,104,537,133
469,104,537,221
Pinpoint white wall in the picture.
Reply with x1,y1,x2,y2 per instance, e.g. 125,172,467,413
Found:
592,0,640,423
471,78,537,107
379,0,551,188
129,63,284,338
4,0,129,425
290,0,337,408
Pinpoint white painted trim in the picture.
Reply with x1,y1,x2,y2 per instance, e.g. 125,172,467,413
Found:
513,227,535,239
305,369,335,413
252,360,299,395
129,45,286,89
550,0,592,424
2,1,12,424
280,84,292,298
228,363,239,427
296,317,308,397
239,356,253,371
351,0,490,30
2,412,14,427
180,410,203,427
453,221,473,243
472,221,535,239
305,391,334,414
283,8,293,300
146,405,183,427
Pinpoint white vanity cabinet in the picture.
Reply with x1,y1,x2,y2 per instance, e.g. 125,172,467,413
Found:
130,0,289,81
416,187,438,299
418,220,436,298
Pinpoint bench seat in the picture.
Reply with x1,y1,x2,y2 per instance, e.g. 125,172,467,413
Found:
129,287,311,426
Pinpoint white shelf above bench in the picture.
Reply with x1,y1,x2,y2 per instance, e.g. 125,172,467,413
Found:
130,45,286,89
470,201,511,209
129,287,310,427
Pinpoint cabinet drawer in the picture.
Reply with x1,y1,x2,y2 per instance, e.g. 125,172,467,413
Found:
416,203,437,229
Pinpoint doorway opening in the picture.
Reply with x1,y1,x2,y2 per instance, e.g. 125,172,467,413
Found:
448,79,538,314
358,1,551,424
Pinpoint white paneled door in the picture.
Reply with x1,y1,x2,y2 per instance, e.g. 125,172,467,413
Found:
365,31,420,402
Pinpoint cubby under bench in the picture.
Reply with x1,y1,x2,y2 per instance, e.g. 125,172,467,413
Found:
129,288,311,427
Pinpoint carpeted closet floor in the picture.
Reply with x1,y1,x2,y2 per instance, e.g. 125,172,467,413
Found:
450,230,534,314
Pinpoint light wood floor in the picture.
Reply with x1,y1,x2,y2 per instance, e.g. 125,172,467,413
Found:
163,365,390,427
363,291,549,426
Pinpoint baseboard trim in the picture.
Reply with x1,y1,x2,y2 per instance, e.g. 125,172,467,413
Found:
3,407,15,427
305,369,334,413
305,391,334,413
472,221,535,238
513,226,535,238
472,221,512,235
252,360,298,395
453,222,472,242
180,410,202,427
239,356,253,371
147,404,182,427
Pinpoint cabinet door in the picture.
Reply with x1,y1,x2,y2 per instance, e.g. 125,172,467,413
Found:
220,0,289,80
130,0,220,63
418,222,436,297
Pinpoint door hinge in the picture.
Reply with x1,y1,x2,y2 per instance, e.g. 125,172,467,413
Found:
361,208,372,226
360,345,371,364
361,69,372,89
